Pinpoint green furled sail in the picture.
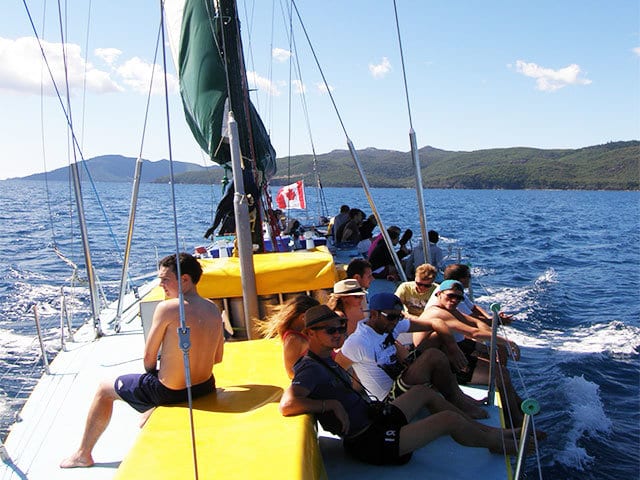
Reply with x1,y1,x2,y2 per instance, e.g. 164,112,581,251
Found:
171,0,276,180
177,0,227,160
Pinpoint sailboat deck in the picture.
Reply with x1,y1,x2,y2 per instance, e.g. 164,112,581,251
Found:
2,282,511,480
1,298,147,480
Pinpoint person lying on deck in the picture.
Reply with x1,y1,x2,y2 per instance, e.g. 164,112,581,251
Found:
416,280,525,427
279,304,522,466
258,294,320,378
60,253,224,469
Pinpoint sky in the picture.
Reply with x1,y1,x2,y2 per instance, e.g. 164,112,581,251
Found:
0,0,638,180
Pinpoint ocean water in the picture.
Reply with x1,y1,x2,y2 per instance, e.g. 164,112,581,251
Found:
0,180,638,479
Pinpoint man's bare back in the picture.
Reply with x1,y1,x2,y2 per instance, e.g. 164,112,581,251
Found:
144,266,224,389
61,253,225,469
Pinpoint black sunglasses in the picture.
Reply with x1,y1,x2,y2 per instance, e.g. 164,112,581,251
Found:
311,325,347,335
444,292,464,301
380,311,403,322
415,282,433,288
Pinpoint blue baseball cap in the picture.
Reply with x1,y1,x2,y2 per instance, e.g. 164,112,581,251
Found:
436,280,464,296
368,292,403,311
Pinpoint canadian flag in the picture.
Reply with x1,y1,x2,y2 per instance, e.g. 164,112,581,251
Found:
276,180,306,210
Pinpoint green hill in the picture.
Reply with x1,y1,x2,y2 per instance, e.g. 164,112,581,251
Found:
265,141,639,190
15,155,212,183
10,141,639,190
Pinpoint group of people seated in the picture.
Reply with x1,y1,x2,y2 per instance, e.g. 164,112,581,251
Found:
266,258,536,466
61,252,532,470
327,204,446,282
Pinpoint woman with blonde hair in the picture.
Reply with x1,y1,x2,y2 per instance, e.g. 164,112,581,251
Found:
258,294,320,378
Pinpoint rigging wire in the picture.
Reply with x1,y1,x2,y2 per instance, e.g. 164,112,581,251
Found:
281,0,329,221
474,276,544,476
158,2,199,479
39,0,59,251
22,0,136,295
392,0,415,130
289,0,349,140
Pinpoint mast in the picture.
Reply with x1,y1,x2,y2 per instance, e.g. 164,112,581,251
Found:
217,0,264,250
217,0,261,335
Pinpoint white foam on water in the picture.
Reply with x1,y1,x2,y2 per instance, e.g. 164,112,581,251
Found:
0,327,38,351
557,321,640,356
554,375,613,470
472,268,557,319
534,268,559,286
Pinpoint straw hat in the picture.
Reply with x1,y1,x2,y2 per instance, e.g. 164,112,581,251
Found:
333,279,366,296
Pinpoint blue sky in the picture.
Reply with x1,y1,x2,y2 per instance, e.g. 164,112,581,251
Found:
1,0,638,179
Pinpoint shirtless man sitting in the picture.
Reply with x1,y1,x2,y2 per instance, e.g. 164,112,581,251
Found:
60,252,224,468
416,280,524,426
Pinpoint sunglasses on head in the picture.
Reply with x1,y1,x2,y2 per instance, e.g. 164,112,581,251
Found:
311,325,347,335
380,311,403,322
415,281,433,288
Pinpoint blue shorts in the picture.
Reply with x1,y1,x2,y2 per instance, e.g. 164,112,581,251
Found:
115,372,215,413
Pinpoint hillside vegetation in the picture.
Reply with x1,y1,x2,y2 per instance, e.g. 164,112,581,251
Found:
14,142,639,190
266,141,639,190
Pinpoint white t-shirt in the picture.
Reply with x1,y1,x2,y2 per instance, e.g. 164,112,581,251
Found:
340,318,410,401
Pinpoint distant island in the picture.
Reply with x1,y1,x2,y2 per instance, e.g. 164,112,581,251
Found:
12,141,639,190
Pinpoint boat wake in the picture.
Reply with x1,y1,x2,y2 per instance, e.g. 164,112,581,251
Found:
554,375,613,470
465,269,637,475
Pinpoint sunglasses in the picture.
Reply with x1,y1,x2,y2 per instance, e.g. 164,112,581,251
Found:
444,292,464,302
380,311,403,322
311,325,347,335
415,282,433,288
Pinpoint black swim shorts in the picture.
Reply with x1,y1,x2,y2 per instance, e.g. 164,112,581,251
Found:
343,404,412,465
115,372,215,413
455,338,479,384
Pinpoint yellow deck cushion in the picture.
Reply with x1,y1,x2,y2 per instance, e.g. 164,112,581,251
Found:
114,338,326,480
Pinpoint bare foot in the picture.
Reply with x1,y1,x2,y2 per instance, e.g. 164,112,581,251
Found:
139,407,156,428
60,453,94,468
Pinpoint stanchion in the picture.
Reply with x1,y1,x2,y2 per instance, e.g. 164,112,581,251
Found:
514,398,540,479
33,305,50,374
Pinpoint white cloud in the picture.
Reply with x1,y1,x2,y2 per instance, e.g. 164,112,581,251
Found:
247,70,280,96
369,57,391,78
0,36,122,95
95,47,122,65
116,57,178,95
633,47,640,57
292,79,306,94
272,47,292,63
316,82,334,94
514,60,592,92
